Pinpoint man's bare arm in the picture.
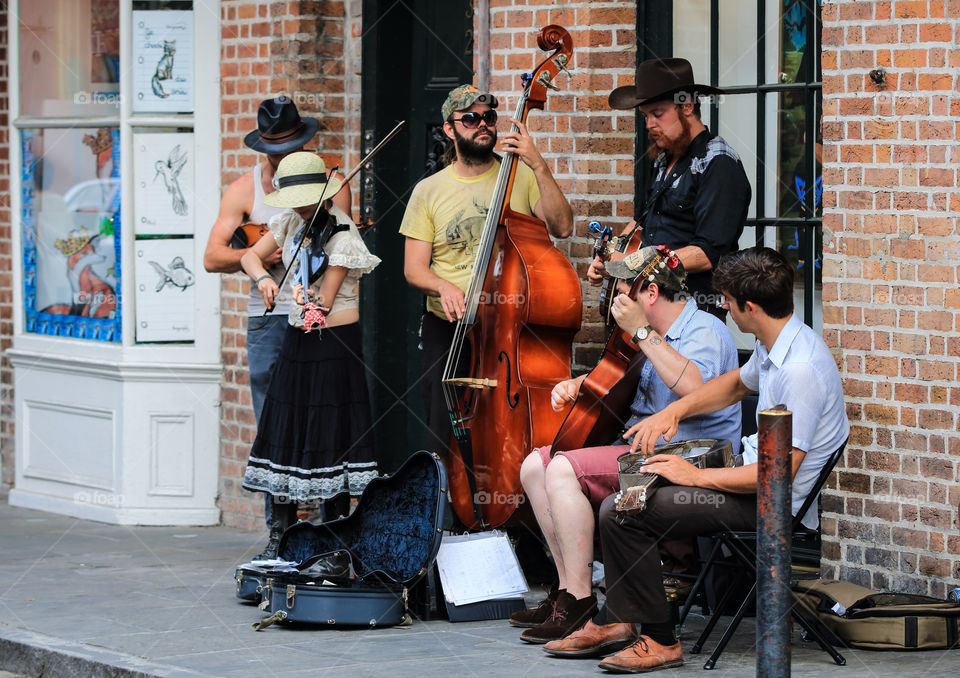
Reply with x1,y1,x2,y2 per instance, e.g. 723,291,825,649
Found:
204,174,253,274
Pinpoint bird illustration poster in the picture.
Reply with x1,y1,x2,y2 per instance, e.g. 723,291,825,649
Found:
134,237,196,343
132,9,193,113
134,132,194,235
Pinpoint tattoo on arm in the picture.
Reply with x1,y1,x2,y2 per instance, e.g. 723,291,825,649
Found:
649,336,662,345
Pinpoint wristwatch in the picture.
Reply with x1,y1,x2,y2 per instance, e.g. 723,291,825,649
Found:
631,325,653,345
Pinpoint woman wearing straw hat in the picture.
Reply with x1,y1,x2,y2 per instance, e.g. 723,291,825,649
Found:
240,151,381,558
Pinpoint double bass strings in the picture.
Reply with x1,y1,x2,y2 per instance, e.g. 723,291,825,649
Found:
441,90,530,429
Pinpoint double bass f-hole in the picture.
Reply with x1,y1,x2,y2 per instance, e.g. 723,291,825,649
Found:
498,352,520,410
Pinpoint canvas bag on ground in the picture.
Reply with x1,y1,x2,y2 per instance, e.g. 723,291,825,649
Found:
793,579,960,650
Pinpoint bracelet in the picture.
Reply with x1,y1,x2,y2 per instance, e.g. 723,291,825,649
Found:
254,274,272,286
669,359,691,390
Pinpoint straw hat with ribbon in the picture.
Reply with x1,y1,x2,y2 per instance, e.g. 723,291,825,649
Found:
264,152,343,209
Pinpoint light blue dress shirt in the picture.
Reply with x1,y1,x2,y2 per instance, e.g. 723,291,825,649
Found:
625,299,741,453
739,314,850,529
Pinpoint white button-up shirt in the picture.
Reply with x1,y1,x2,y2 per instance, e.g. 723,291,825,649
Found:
739,314,849,529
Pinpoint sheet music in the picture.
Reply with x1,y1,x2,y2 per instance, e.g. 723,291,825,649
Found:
132,10,194,113
435,531,528,606
134,238,196,342
134,132,194,235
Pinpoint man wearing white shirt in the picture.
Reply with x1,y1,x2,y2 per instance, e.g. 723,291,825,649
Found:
553,247,848,673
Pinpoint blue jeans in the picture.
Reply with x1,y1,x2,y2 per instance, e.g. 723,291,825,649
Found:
247,314,288,422
246,314,289,524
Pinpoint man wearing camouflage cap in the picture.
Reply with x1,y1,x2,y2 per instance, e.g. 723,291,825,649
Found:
512,245,740,649
400,83,573,452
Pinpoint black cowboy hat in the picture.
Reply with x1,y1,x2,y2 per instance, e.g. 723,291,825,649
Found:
609,57,724,110
243,96,320,154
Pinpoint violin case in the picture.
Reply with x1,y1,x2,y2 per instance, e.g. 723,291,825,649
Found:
241,450,447,628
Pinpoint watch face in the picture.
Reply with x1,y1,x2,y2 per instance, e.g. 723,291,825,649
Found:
633,326,649,343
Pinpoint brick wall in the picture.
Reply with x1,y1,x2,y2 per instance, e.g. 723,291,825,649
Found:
819,0,959,595
0,7,11,497
483,0,637,371
218,0,357,529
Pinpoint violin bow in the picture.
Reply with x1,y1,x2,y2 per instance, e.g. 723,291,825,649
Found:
264,120,407,314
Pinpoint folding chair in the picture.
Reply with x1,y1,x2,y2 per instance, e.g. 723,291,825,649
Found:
678,439,849,670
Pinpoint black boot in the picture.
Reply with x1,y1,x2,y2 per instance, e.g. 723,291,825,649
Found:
254,498,298,560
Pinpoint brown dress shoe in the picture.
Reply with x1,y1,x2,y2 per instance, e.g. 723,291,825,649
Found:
597,635,684,673
520,591,598,644
543,620,638,658
509,586,560,628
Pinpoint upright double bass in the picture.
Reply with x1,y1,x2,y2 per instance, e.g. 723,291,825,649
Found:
442,25,582,529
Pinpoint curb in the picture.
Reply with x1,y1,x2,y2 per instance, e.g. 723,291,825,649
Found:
0,626,210,678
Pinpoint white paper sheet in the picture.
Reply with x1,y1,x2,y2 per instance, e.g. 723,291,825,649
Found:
134,132,194,235
132,10,194,113
134,238,196,342
435,531,528,606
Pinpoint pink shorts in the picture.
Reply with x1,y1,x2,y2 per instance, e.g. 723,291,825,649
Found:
537,443,631,510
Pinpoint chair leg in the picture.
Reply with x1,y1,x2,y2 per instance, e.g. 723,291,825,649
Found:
791,596,847,665
703,581,757,670
679,538,723,627
691,577,738,654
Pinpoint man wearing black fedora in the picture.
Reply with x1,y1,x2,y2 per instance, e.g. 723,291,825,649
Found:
588,57,751,319
203,96,351,528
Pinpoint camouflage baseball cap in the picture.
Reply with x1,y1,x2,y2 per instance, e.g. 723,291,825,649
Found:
605,245,688,292
441,84,499,121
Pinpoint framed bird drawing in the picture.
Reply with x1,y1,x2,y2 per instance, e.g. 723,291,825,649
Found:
133,132,195,236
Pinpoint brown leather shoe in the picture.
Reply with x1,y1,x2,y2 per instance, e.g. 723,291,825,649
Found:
520,591,598,644
597,635,684,673
543,620,638,658
509,586,560,628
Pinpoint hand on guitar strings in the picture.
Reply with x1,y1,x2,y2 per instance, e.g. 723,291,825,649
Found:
550,376,584,412
633,453,702,487
623,406,681,455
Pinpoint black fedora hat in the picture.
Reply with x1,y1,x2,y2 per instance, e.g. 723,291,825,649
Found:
609,57,723,110
243,96,320,154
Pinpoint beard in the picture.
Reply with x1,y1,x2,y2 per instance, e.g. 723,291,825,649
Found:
454,125,497,166
646,108,693,161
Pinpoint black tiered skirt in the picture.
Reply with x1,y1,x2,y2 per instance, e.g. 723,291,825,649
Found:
242,322,378,502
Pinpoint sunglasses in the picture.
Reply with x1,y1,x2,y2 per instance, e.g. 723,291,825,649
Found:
452,110,498,129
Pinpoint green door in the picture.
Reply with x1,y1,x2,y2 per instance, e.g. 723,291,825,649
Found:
360,0,474,470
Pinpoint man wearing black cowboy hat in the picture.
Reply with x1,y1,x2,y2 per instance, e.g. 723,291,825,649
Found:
203,96,351,528
588,58,751,318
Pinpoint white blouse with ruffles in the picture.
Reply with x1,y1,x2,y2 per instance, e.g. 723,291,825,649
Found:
269,205,381,328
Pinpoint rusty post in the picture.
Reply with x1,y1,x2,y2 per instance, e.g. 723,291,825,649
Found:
756,405,792,678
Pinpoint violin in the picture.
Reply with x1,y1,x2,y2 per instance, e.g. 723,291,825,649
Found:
230,222,269,249
230,153,346,250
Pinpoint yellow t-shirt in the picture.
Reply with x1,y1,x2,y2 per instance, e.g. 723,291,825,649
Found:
399,159,541,320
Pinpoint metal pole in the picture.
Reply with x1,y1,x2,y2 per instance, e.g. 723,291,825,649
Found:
756,405,792,678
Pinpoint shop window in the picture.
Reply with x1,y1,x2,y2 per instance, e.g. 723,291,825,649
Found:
15,0,198,343
668,0,823,338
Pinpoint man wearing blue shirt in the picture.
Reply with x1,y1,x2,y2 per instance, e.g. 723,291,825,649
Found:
513,246,740,647
578,247,848,674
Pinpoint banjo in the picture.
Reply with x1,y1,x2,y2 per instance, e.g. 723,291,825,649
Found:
613,438,736,514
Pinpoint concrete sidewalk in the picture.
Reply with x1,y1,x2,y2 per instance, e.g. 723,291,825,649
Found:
0,504,955,677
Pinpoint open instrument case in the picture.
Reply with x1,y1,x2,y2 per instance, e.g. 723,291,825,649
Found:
237,451,447,629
